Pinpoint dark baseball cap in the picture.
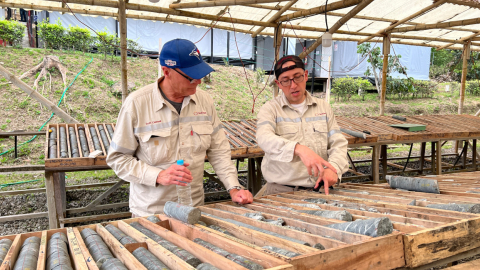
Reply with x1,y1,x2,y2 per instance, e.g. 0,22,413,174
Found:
160,39,214,80
274,55,305,79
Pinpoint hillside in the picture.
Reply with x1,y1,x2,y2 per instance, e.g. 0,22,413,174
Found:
0,47,479,166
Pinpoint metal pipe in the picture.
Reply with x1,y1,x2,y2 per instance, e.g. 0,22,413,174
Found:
68,127,79,158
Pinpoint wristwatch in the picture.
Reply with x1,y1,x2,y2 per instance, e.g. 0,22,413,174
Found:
227,186,245,192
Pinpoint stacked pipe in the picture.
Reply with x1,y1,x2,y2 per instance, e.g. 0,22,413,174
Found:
193,238,264,270
46,232,73,270
129,222,201,267
59,126,68,158
97,125,110,152
68,127,79,158
0,239,13,265
80,228,127,270
104,224,169,270
48,127,57,158
77,126,90,157
13,236,40,270
89,127,103,154
106,124,115,139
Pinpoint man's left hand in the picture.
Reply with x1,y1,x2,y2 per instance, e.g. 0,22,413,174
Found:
230,189,253,204
314,168,338,195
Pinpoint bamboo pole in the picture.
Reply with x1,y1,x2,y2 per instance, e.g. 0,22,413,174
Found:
118,0,128,103
299,0,374,59
273,23,283,98
448,0,480,9
379,35,390,116
459,42,470,115
251,0,297,38
391,17,480,33
170,0,281,9
249,3,480,33
276,0,362,22
6,1,480,49
0,64,79,124
357,0,449,45
437,30,480,50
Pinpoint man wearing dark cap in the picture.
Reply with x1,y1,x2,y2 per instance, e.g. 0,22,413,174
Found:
255,55,348,196
107,39,253,217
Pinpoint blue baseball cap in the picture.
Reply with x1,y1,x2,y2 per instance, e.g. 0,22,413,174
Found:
160,39,214,80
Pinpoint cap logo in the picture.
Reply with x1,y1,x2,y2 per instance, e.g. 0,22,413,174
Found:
165,60,176,66
189,48,201,60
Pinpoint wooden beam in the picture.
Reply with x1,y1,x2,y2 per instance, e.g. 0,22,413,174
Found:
447,0,480,9
459,42,470,114
45,171,59,229
298,0,374,59
379,35,390,116
118,0,128,103
438,30,480,50
391,17,480,33
276,0,362,22
357,0,449,44
251,0,297,38
0,64,79,124
170,0,281,9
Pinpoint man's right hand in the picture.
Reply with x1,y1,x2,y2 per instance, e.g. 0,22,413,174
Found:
294,144,337,178
156,163,193,186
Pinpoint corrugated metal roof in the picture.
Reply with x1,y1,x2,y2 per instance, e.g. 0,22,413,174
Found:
3,0,480,50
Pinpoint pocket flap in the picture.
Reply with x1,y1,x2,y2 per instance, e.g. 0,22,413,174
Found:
192,124,213,135
276,124,298,135
139,129,171,142
314,123,328,132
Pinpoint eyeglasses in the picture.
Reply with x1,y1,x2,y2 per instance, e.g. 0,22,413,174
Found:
278,73,305,87
173,68,200,84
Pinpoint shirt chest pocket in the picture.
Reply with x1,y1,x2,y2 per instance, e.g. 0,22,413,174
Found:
276,123,299,141
313,123,328,155
139,129,172,165
191,124,213,153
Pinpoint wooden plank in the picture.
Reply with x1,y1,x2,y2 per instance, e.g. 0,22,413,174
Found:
95,224,148,270
123,242,148,253
45,171,59,229
154,215,292,269
0,212,48,223
73,227,100,270
0,234,21,270
36,230,48,270
372,145,380,184
444,258,480,269
83,180,126,211
60,212,132,224
53,172,66,222
404,217,480,267
67,227,89,270
0,165,45,172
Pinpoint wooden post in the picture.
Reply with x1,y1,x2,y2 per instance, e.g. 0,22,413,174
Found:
45,171,59,229
246,158,256,193
372,145,380,184
473,139,477,171
158,38,163,78
459,42,470,114
419,142,426,175
381,145,388,180
462,141,469,169
53,172,66,227
431,142,436,174
273,23,283,97
379,35,390,116
254,157,263,196
436,141,442,175
118,0,128,103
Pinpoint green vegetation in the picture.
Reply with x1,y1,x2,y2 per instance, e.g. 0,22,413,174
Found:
0,19,25,47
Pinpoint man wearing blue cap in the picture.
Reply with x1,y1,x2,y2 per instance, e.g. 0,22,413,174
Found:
107,39,253,217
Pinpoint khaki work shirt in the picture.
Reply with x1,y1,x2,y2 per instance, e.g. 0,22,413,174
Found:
256,92,348,187
107,77,241,216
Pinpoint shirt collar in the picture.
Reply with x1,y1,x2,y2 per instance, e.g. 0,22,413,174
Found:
154,76,198,112
280,90,317,109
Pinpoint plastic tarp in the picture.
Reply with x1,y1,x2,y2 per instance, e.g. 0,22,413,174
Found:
46,11,252,57
0,9,4,19
331,41,430,80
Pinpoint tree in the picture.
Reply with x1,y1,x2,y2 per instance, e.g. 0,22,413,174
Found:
0,20,25,47
65,25,94,54
38,19,66,51
357,43,406,93
95,29,119,60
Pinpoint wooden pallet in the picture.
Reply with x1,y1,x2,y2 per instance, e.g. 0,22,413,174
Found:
45,123,115,169
335,180,480,268
75,217,293,270
0,227,88,270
